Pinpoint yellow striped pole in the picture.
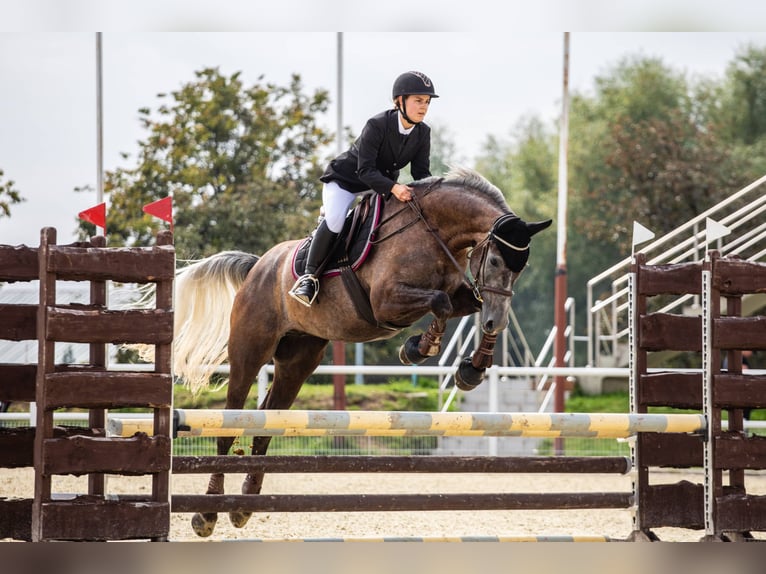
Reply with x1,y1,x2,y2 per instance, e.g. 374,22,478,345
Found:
108,410,706,439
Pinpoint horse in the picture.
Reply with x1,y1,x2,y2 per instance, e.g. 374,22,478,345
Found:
171,167,551,537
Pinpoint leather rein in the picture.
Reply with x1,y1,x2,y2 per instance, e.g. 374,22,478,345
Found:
371,179,524,304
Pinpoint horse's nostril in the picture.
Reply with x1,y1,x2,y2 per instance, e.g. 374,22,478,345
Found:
484,320,494,333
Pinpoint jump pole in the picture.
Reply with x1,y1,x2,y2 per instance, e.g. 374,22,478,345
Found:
109,410,706,439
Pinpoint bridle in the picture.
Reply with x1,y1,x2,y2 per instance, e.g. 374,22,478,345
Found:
374,184,526,304
465,230,526,303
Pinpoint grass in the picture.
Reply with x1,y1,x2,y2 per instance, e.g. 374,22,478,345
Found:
173,377,448,412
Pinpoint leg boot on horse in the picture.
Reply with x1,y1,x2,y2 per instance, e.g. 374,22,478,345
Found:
289,220,338,307
399,319,445,365
456,332,497,391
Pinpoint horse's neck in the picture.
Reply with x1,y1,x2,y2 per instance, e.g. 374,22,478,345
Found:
421,192,498,251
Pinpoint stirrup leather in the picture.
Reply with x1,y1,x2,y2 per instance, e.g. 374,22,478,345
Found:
289,274,320,307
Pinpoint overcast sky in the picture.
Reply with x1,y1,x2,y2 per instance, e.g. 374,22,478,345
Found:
3,30,766,247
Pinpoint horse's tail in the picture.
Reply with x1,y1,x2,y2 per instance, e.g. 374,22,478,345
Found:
173,251,259,395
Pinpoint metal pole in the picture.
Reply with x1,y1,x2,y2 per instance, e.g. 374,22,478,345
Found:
96,32,103,205
333,32,347,408
554,32,570,454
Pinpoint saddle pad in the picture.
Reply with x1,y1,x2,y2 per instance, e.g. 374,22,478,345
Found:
291,194,383,280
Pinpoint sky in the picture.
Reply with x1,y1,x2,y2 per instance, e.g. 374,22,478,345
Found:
2,27,766,247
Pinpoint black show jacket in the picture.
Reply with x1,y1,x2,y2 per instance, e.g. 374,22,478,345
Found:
320,109,432,197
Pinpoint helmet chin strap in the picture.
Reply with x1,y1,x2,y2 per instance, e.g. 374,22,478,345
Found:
396,96,420,126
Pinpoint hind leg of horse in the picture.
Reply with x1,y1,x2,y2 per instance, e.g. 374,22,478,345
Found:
228,334,329,530
190,333,278,537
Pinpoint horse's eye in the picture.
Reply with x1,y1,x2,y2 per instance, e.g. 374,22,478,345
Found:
489,256,500,267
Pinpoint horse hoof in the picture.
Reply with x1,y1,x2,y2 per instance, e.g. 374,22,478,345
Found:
229,511,252,528
455,357,485,391
191,512,218,538
399,335,427,365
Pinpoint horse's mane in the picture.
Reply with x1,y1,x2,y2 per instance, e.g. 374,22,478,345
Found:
414,166,510,213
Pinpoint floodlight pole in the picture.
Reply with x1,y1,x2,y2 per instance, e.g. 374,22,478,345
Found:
333,32,347,410
96,32,104,205
554,32,570,454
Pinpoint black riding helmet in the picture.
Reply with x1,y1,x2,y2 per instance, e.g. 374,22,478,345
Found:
392,71,438,125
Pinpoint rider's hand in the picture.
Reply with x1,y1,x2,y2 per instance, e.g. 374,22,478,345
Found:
391,183,413,202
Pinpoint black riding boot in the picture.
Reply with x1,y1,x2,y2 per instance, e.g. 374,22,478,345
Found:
289,220,338,307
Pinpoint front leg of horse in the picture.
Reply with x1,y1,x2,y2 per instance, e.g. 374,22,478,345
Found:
399,318,446,365
228,436,271,529
456,332,497,391
190,472,225,537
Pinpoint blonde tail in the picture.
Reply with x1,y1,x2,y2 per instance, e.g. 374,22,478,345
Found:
172,251,258,395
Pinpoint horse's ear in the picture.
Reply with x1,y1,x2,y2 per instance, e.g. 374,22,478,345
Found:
526,219,553,237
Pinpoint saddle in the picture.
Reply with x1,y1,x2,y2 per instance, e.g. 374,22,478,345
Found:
291,193,401,329
291,193,382,280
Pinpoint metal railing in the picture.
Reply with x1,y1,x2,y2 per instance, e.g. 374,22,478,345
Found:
587,173,766,367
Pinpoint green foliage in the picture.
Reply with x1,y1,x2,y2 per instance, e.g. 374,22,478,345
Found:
79,69,334,259
474,118,558,353
0,168,23,218
714,44,766,146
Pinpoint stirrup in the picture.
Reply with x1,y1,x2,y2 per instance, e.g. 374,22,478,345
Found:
289,274,320,307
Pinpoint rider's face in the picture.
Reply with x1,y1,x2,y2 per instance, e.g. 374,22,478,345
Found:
399,95,431,125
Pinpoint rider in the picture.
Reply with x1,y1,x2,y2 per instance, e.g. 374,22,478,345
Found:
289,71,439,307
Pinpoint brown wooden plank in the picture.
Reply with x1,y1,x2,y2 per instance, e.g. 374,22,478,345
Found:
45,307,173,345
0,426,104,468
0,498,32,541
638,371,702,408
0,245,38,281
171,491,633,514
713,258,766,295
637,433,704,467
0,363,36,402
0,427,35,468
713,374,766,409
637,481,704,529
47,245,175,283
713,316,766,350
639,313,702,352
173,455,632,475
0,304,37,341
43,371,173,409
40,499,169,541
714,435,766,470
716,494,766,532
637,261,703,296
42,434,171,475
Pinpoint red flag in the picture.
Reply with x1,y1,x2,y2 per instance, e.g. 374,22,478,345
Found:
143,196,173,227
78,202,106,230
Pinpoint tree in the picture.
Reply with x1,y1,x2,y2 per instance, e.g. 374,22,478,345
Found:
79,68,334,259
704,45,766,178
0,169,23,218
474,117,558,355
568,56,745,250
715,45,766,146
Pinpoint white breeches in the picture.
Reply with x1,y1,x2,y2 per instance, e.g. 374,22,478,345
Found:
322,180,369,234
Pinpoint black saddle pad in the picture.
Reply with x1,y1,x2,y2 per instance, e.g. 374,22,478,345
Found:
291,194,383,279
